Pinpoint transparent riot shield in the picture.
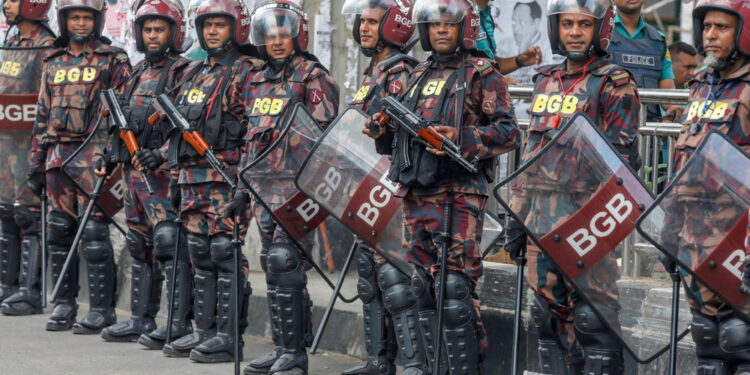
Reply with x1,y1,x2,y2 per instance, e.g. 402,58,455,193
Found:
239,104,358,300
492,113,686,363
295,106,504,276
0,46,54,206
638,130,750,319
60,110,125,219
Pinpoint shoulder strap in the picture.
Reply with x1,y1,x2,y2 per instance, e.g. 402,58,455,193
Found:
123,61,148,100
155,58,179,96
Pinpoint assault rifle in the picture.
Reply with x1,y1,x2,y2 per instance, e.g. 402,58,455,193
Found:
100,89,154,194
379,96,479,174
150,94,236,189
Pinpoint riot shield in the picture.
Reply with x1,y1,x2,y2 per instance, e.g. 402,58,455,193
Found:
492,113,685,363
0,46,54,206
295,107,504,276
239,104,358,300
60,111,125,219
638,130,750,319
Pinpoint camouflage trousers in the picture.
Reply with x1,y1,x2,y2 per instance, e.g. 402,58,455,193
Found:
0,131,37,206
46,168,107,223
402,191,488,353
526,243,621,355
125,167,177,262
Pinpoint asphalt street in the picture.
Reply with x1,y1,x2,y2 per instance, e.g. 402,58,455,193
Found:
0,304,360,375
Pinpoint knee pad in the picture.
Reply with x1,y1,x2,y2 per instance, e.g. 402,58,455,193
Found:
13,204,38,233
209,234,234,271
696,358,731,375
267,242,305,289
573,303,621,352
411,267,434,310
153,221,178,261
692,312,725,359
720,317,750,354
81,221,112,263
531,293,558,340
48,210,76,244
187,233,212,270
0,204,13,221
378,262,415,314
126,230,148,262
356,251,378,304
442,272,474,329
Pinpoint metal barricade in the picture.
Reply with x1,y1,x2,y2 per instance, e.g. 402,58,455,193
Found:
501,86,689,277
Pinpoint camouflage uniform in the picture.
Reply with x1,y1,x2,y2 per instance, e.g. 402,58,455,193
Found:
380,53,519,365
162,49,260,358
30,38,131,331
509,56,640,369
0,25,55,312
345,49,421,374
100,55,192,343
664,65,750,371
241,53,339,373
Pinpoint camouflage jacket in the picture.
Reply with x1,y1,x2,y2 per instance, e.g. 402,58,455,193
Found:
169,49,264,184
384,52,520,197
352,49,417,115
30,39,131,172
675,63,750,172
508,56,640,214
117,54,191,162
241,54,339,165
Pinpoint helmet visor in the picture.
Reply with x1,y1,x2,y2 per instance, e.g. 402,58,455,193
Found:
412,0,471,24
547,0,610,18
250,6,301,46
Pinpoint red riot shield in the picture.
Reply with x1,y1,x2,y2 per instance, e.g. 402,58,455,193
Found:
239,104,358,299
60,115,125,218
0,46,54,206
638,130,750,318
492,113,686,363
295,107,504,276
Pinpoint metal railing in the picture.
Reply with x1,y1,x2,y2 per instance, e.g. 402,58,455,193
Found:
498,86,690,277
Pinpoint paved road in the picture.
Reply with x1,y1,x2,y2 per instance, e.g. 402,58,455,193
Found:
0,305,360,375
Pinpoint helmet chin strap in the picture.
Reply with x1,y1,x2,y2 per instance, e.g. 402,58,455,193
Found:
360,41,384,58
270,51,295,72
563,43,595,63
145,46,169,63
69,33,93,44
206,39,233,57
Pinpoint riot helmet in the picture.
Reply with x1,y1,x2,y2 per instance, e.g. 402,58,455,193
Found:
411,0,479,52
342,0,415,56
250,0,309,55
56,0,107,44
2,0,52,24
132,0,189,59
693,0,750,58
547,0,614,61
191,0,251,56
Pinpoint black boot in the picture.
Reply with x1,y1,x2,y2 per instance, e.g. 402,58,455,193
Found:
190,271,251,363
163,268,216,357
1,233,43,315
101,260,162,342
0,204,21,302
46,243,79,331
268,287,312,374
73,222,116,334
138,258,193,349
244,287,282,374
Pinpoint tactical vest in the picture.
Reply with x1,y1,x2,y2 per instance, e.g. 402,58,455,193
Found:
676,70,750,170
245,59,322,161
168,57,248,167
388,55,490,187
124,58,178,148
526,60,641,169
609,23,664,119
351,53,418,115
44,44,124,137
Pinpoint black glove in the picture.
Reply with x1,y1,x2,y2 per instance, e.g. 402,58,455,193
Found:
504,219,527,260
27,171,45,197
168,179,181,212
223,190,249,219
134,149,164,171
742,258,750,296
